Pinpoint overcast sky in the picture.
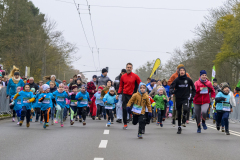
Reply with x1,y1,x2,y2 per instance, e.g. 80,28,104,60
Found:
31,0,225,81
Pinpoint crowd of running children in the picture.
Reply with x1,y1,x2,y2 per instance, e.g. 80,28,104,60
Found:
2,64,240,139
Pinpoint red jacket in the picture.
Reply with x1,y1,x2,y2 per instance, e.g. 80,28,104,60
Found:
87,81,96,98
118,72,141,95
193,78,215,105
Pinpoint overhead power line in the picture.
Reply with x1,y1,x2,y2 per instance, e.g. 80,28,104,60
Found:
53,0,208,12
72,0,97,71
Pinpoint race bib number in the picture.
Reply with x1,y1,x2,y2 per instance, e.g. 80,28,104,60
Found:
96,98,103,104
222,103,230,111
105,103,113,109
43,98,50,104
70,100,77,106
57,96,65,102
132,104,142,114
200,87,208,94
80,99,88,105
17,99,21,104
23,97,30,103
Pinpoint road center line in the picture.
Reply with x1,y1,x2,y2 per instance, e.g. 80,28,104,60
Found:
99,140,108,148
103,130,109,134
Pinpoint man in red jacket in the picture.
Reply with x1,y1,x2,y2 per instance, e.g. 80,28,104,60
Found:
118,63,141,129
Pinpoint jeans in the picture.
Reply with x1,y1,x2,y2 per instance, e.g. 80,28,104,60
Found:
217,111,229,131
157,109,164,123
132,114,145,134
78,106,87,121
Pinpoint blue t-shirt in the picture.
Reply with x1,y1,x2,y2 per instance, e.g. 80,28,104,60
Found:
13,94,22,111
76,91,90,107
18,91,34,110
33,94,42,109
39,93,54,111
94,92,104,106
53,90,68,108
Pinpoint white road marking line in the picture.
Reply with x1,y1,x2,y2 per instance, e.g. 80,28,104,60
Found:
94,158,104,160
99,140,108,148
103,130,109,134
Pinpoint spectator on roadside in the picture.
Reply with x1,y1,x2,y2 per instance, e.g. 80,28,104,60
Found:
29,77,39,92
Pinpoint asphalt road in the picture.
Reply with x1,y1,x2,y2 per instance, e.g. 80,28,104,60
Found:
1,116,240,160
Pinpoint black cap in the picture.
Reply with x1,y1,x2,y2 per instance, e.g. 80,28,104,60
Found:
151,79,156,82
14,72,20,76
93,75,97,78
121,69,126,73
213,78,217,82
102,68,108,74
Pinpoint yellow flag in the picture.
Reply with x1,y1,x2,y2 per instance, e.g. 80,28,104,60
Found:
150,58,161,78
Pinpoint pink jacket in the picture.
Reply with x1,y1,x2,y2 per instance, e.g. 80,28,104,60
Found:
193,78,215,105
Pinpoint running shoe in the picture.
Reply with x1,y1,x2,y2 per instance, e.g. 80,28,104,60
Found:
216,124,220,131
83,121,86,126
79,118,82,123
55,120,58,124
156,122,160,126
26,122,30,128
160,123,163,127
222,127,225,132
177,127,182,134
19,120,23,126
12,118,15,122
61,123,64,127
138,133,143,139
182,123,186,127
107,121,111,127
123,124,128,130
225,130,230,135
202,123,207,130
197,127,201,133
46,123,49,127
43,123,46,129
70,120,74,125
92,117,95,120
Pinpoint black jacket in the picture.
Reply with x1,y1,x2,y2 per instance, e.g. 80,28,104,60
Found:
29,82,39,92
114,74,121,93
170,74,196,100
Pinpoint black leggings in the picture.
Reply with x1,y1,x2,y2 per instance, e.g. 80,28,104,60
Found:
176,99,189,127
35,108,41,121
106,109,114,122
21,106,31,123
132,114,145,134
78,107,87,121
97,104,103,117
122,94,132,125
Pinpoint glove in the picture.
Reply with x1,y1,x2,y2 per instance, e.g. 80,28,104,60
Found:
127,107,132,114
148,112,152,118
78,97,83,101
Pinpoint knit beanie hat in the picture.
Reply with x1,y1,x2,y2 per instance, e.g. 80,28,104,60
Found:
102,68,108,74
177,64,184,69
200,70,207,76
98,86,103,90
42,84,50,91
50,75,56,79
220,82,229,90
93,75,97,79
109,87,115,92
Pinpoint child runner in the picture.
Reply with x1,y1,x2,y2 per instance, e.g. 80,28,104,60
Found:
39,84,56,129
214,82,231,135
126,82,152,139
69,85,78,125
13,84,35,127
76,86,91,126
9,87,22,125
53,83,69,127
30,88,36,122
94,86,104,120
33,88,42,123
101,80,112,120
103,87,119,127
154,88,167,127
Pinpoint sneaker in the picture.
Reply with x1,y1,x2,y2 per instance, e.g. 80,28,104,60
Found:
12,118,15,122
30,119,32,122
138,133,143,139
17,122,19,125
79,118,82,123
156,122,160,126
92,117,95,120
177,127,182,134
46,123,49,127
26,122,30,128
70,120,74,125
83,121,86,126
225,130,230,135
222,127,225,132
123,124,128,130
216,125,220,131
107,121,111,127
182,123,186,127
19,120,23,126
160,123,163,127
43,123,46,129
40,121,43,124
197,127,201,133
61,123,64,127
186,120,189,124
202,123,207,130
